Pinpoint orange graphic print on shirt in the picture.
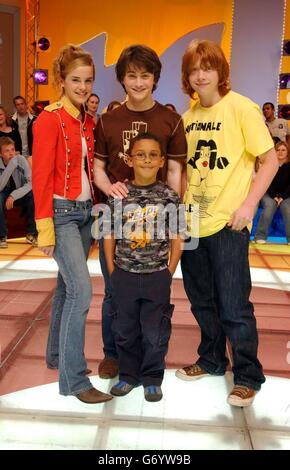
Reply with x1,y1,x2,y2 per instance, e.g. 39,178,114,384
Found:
125,205,158,250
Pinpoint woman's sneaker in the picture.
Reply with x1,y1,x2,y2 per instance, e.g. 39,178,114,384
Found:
175,363,210,381
144,385,163,402
110,380,136,396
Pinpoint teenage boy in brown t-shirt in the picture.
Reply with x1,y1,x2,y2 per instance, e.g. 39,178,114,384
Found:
94,45,187,379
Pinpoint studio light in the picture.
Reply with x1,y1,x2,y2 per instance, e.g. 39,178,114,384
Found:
37,37,50,51
33,69,48,85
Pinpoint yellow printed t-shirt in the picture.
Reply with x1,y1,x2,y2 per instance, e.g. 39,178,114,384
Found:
183,91,274,238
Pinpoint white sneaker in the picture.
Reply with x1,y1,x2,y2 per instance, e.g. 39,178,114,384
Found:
255,239,266,244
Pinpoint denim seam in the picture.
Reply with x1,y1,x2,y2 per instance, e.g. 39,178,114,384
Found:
46,294,64,363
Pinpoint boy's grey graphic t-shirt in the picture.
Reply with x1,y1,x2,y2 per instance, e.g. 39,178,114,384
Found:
108,181,183,273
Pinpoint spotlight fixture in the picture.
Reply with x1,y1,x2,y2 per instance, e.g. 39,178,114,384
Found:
37,37,50,51
33,69,48,85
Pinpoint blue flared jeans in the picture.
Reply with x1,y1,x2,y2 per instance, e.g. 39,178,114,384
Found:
46,199,94,396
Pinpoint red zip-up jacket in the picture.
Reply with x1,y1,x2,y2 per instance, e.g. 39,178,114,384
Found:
32,96,95,246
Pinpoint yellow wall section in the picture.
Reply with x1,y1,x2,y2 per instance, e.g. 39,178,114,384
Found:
37,0,233,101
279,0,290,106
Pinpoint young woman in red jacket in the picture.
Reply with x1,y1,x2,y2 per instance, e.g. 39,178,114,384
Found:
32,44,112,404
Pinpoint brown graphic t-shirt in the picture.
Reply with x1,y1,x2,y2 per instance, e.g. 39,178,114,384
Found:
94,102,187,187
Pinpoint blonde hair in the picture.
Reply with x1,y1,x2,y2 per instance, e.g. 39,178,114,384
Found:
0,136,15,153
181,40,230,99
0,105,11,126
52,44,95,91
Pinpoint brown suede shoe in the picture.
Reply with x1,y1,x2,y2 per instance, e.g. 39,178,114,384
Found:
76,387,113,404
98,357,119,379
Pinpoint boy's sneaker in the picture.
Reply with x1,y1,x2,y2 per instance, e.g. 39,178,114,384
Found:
26,234,38,246
144,385,163,402
255,239,266,244
110,380,136,396
227,385,256,407
175,363,210,381
0,237,8,248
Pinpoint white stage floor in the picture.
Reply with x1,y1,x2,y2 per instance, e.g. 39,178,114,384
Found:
1,370,290,450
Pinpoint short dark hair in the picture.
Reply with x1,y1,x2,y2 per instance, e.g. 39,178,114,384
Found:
86,93,99,102
165,103,177,112
263,102,275,110
107,100,121,112
13,95,26,104
116,45,162,92
128,132,164,156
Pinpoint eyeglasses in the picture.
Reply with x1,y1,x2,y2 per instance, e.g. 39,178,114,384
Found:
131,151,161,161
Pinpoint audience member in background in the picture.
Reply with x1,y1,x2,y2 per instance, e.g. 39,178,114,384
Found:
165,103,177,112
262,102,290,145
32,44,112,404
86,93,100,124
255,141,290,245
0,136,37,249
0,106,22,154
107,100,122,112
12,96,37,164
94,44,187,381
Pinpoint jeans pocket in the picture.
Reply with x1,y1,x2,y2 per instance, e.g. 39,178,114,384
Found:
159,304,174,347
225,225,249,238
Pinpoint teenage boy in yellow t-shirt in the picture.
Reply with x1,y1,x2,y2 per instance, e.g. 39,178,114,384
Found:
176,40,278,407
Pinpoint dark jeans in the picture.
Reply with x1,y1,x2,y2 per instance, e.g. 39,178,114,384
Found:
181,226,265,391
0,189,37,238
98,237,118,359
110,266,174,387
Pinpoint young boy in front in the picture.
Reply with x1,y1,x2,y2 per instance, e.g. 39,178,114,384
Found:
0,136,37,248
176,40,278,407
94,44,187,380
104,132,183,402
